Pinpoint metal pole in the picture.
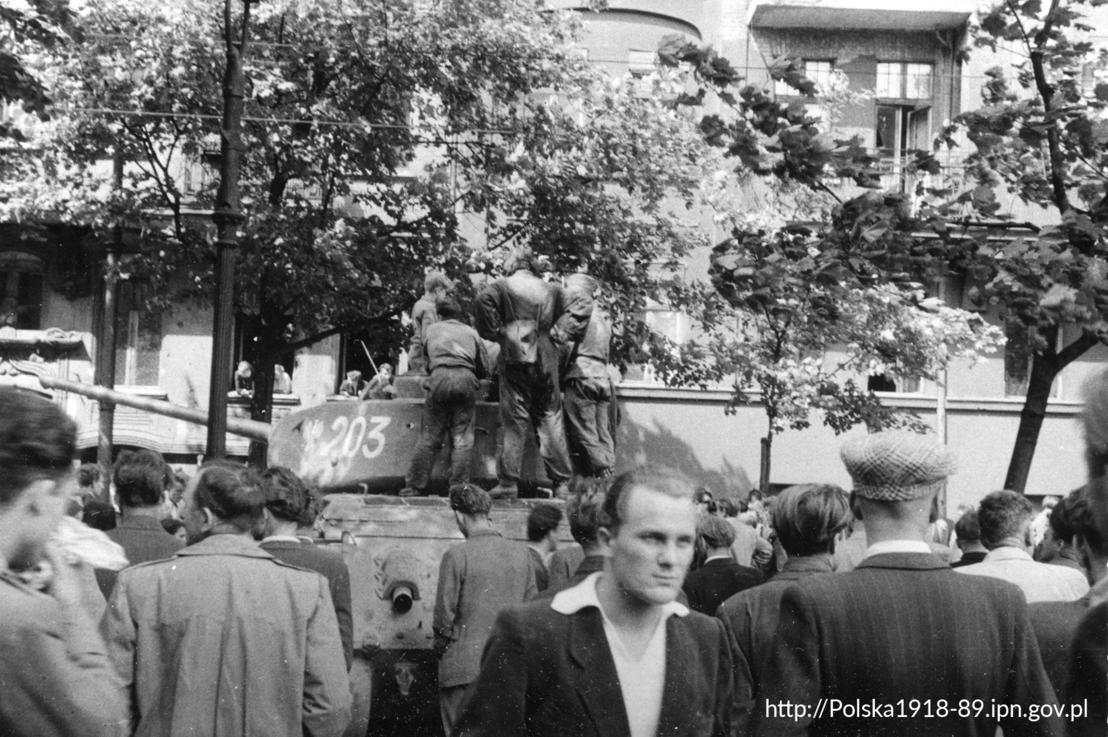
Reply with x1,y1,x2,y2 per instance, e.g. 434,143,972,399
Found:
936,278,951,518
206,0,251,458
95,145,124,500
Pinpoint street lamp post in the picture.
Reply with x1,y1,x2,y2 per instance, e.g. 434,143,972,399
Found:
206,0,254,458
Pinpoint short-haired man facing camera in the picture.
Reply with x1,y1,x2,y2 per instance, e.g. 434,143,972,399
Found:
756,431,1061,737
0,388,128,737
103,461,351,737
455,467,736,737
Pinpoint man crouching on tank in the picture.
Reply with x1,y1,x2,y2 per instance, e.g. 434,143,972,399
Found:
400,295,490,497
453,466,737,737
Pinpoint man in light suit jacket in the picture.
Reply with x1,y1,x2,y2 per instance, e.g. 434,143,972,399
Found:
455,467,735,737
756,431,1062,737
434,483,536,735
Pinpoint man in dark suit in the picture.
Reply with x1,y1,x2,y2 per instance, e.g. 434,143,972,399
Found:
756,431,1062,737
525,503,562,592
683,514,762,615
258,466,353,670
96,449,183,597
717,482,851,734
455,466,735,737
542,483,607,599
950,508,987,568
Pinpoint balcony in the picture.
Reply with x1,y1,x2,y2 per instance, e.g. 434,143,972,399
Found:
748,0,973,31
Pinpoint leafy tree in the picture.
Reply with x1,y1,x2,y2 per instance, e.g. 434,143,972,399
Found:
2,0,715,460
0,0,71,139
657,41,1002,490
934,0,1108,492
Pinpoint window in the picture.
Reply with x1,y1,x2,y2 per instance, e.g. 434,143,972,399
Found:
875,103,930,193
0,252,44,329
775,59,835,97
644,307,691,345
867,373,921,394
627,50,656,75
876,62,933,100
234,314,295,393
114,283,161,386
628,50,657,97
876,105,930,155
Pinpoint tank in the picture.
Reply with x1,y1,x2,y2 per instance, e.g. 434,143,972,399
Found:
317,493,569,737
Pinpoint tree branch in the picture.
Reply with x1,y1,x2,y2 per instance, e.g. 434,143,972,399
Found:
1021,0,1070,213
1056,330,1098,369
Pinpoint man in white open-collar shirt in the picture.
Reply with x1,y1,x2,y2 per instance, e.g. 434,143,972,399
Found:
454,467,736,737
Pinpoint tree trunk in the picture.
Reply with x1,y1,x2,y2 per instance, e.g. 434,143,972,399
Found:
759,432,773,493
1004,352,1058,494
1004,330,1099,493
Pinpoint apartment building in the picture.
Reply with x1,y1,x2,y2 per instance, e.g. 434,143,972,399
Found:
550,0,1108,510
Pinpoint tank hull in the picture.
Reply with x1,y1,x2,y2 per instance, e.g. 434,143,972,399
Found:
268,397,551,493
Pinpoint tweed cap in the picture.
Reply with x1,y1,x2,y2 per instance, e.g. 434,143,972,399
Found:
840,430,955,501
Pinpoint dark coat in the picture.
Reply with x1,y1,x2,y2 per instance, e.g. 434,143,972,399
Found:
454,595,735,737
950,550,987,568
536,554,605,600
756,552,1063,737
682,557,763,616
260,539,354,671
96,514,184,598
1067,600,1108,737
1027,597,1089,699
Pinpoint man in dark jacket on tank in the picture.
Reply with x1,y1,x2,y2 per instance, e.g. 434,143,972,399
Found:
401,295,490,496
474,247,591,498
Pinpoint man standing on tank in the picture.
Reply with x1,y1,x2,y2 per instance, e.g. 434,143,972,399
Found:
475,247,591,498
401,295,490,496
407,271,453,374
561,273,616,478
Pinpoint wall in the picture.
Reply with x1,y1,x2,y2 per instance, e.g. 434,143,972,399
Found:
616,384,1087,512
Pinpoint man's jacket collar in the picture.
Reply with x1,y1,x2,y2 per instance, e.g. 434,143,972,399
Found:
176,534,275,559
856,552,951,571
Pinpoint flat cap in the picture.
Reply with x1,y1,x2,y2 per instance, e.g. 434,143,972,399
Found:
840,430,955,501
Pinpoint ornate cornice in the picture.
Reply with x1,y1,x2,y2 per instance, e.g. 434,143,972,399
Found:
0,327,86,381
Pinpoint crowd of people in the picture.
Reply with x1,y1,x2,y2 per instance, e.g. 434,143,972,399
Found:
1,375,1107,736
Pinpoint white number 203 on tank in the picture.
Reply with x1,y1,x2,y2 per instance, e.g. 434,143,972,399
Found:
318,415,392,460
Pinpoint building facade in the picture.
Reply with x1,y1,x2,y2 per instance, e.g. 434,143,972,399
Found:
553,0,1106,512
